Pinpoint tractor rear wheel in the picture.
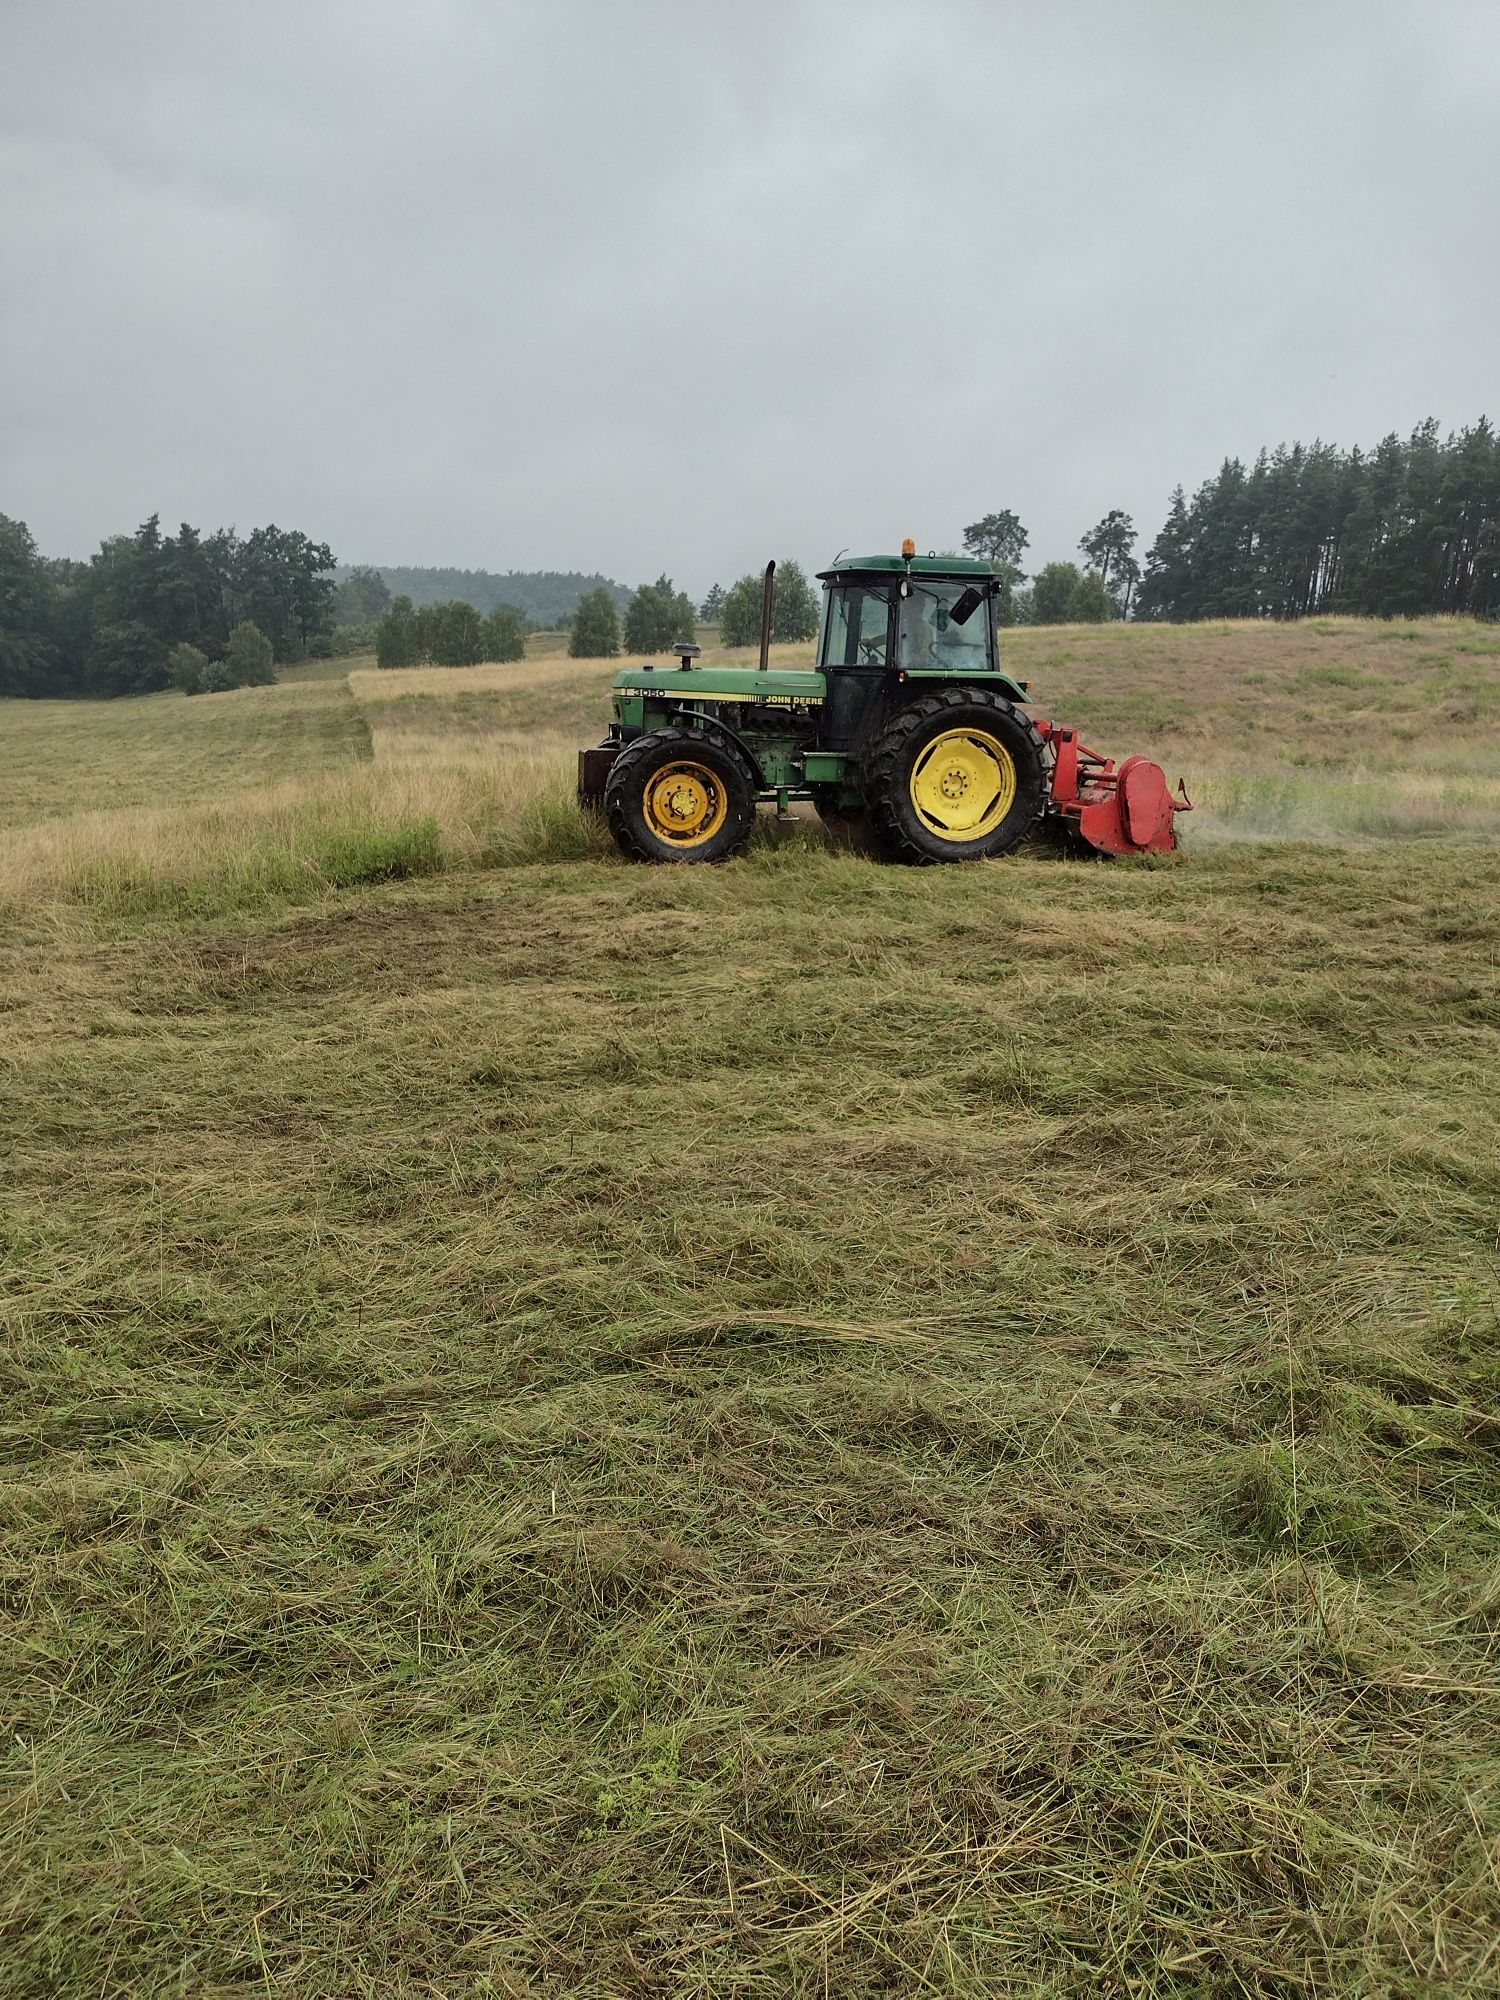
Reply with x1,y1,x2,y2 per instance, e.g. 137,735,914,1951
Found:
604,726,757,863
864,687,1045,864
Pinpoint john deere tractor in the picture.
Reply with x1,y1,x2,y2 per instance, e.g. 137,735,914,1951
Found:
578,546,1187,864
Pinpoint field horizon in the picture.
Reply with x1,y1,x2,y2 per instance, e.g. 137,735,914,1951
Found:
2,615,1498,925
3,615,1498,1996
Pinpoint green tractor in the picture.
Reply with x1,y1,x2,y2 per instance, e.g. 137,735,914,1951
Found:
578,547,1188,864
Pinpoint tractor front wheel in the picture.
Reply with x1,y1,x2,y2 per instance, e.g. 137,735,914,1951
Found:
604,726,757,863
864,687,1045,864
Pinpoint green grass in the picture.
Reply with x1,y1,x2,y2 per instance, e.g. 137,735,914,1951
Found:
0,674,371,831
315,817,445,887
2,623,1499,1995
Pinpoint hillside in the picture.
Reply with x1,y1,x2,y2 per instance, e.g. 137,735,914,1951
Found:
338,565,631,625
2,619,1498,1997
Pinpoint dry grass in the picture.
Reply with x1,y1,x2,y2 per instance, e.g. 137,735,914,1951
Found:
1,616,1498,1994
1002,616,1500,842
0,661,586,918
0,650,818,917
351,656,625,758
3,622,1496,922
0,672,372,832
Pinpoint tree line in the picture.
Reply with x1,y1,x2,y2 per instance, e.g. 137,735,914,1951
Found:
564,575,692,658
566,563,821,657
377,565,819,665
1134,419,1499,621
8,416,1492,701
349,565,631,625
0,512,336,698
960,508,1131,626
956,419,1497,625
376,597,527,667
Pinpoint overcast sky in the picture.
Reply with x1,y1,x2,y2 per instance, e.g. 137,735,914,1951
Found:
2,0,1497,595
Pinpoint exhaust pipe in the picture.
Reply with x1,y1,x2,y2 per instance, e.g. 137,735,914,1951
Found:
758,559,776,672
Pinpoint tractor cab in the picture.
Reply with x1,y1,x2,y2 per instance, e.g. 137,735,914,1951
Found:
814,549,1016,755
817,554,999,678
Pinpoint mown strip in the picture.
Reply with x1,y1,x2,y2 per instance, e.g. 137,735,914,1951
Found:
2,842,1497,1996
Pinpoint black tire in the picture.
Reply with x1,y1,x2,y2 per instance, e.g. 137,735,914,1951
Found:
604,725,757,864
863,686,1046,865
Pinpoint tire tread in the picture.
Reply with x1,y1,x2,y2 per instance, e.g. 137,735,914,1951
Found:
864,685,1046,865
604,726,758,864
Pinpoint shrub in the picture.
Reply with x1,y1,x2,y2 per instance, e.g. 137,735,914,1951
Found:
720,573,764,647
199,659,233,694
771,559,819,643
376,596,421,669
570,586,621,658
1070,569,1114,623
623,575,695,653
224,620,276,686
430,601,484,667
481,605,527,662
168,642,208,695
1030,562,1086,625
1028,563,1119,626
329,623,380,657
721,561,818,647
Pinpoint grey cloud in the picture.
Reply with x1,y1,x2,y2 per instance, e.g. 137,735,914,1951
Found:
2,0,1497,598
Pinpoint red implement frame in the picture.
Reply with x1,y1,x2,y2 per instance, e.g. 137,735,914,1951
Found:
1035,720,1192,857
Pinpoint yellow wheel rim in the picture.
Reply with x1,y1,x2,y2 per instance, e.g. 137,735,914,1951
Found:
642,760,728,847
909,727,1017,840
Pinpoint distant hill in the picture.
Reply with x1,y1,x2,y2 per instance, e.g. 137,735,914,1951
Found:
337,566,631,626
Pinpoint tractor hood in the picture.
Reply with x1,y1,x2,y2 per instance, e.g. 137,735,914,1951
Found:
613,664,827,703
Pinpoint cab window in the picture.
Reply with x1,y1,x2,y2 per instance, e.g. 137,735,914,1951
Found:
819,585,892,668
898,581,992,673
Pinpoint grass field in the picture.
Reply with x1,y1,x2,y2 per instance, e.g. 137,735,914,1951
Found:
2,618,1497,920
3,620,1498,1996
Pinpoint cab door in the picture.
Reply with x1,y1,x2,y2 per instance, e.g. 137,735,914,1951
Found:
819,584,894,751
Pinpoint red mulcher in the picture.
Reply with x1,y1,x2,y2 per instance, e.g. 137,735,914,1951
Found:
1035,721,1192,857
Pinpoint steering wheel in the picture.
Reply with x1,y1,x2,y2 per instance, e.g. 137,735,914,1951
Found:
857,636,886,665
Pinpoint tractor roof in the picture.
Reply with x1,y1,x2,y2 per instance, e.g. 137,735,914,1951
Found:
817,553,993,580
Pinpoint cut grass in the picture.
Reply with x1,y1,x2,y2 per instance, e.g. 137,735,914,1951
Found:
1,622,1498,1995
3,844,1499,1997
